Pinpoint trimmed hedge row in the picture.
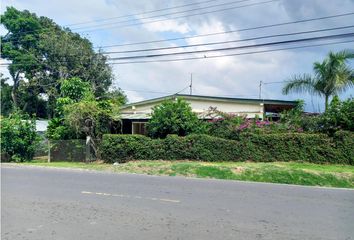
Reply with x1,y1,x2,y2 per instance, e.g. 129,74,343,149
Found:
100,131,354,165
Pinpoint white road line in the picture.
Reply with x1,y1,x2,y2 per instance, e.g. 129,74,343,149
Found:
159,198,181,203
81,191,93,194
81,191,180,203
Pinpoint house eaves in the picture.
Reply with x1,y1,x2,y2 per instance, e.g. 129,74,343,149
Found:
121,94,298,110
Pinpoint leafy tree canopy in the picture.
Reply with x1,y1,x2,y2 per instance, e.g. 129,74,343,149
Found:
1,73,13,117
147,98,205,138
1,7,120,117
47,77,121,144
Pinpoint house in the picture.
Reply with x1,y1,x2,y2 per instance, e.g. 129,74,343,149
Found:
120,94,297,134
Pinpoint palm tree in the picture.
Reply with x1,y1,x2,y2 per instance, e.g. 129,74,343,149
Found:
283,50,354,111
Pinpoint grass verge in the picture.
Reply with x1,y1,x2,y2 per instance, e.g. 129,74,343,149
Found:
15,160,354,188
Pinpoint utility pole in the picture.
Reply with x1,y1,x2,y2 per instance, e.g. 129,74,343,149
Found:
190,73,193,95
259,80,262,99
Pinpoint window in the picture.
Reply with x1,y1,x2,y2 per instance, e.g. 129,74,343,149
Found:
132,122,147,135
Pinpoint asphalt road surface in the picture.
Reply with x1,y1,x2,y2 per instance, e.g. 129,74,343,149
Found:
2,165,354,240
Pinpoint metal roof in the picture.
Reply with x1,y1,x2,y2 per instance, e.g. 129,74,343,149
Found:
121,94,297,109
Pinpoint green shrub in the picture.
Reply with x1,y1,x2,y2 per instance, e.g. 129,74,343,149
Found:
147,98,206,138
239,133,336,163
320,97,354,134
0,112,39,162
100,135,157,163
100,132,352,164
333,131,354,165
46,117,77,140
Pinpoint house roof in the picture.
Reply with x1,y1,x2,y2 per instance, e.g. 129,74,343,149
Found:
121,94,297,109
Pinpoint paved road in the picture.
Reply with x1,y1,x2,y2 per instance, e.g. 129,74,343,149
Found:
2,165,354,240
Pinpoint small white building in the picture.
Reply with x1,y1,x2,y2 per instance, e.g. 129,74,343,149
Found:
36,120,49,133
120,94,297,134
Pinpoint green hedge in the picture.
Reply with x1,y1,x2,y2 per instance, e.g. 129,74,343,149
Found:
100,131,353,164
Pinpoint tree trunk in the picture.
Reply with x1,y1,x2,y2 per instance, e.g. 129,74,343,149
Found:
325,95,329,112
11,72,20,109
47,94,55,119
11,87,18,109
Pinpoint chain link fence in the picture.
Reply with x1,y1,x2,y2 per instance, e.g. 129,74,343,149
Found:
34,138,97,162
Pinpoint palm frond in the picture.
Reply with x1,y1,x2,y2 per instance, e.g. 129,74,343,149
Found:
313,50,354,96
282,74,316,95
333,65,354,94
313,61,327,81
333,49,354,60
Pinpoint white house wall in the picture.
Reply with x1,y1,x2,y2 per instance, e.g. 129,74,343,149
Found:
121,98,264,119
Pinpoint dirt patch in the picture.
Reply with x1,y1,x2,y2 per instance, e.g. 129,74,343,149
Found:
231,166,246,174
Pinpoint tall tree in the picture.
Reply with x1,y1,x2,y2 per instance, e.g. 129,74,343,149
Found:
283,50,354,111
1,7,117,117
1,73,13,116
0,7,44,108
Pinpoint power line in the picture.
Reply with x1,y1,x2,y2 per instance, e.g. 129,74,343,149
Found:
96,12,354,49
66,0,220,27
107,32,354,61
72,0,273,31
72,0,257,30
76,0,279,33
4,0,275,38
1,0,220,37
103,25,354,54
107,39,354,65
1,31,353,67
5,11,354,53
263,81,288,84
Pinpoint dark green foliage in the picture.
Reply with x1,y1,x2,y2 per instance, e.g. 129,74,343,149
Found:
280,97,354,134
100,132,353,164
321,96,354,133
55,77,92,117
47,77,92,140
0,112,39,161
238,133,338,163
1,74,13,116
60,77,91,102
100,135,157,163
46,117,77,140
1,7,115,117
147,98,206,138
333,131,354,165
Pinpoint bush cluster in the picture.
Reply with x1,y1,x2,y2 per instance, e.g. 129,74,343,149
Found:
1,112,39,162
100,131,353,165
147,98,206,138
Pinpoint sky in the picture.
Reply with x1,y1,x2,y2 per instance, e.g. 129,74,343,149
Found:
1,0,354,112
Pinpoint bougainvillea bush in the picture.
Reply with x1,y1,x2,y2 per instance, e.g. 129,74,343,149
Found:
206,111,302,140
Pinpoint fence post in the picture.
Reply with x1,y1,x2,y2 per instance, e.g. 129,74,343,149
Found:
85,136,91,163
48,139,51,163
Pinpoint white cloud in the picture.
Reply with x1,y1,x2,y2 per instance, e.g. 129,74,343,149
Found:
142,19,191,34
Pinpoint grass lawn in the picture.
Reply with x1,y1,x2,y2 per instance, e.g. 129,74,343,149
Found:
16,159,354,188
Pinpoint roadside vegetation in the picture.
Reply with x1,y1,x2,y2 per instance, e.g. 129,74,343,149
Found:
17,160,354,188
1,7,353,188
